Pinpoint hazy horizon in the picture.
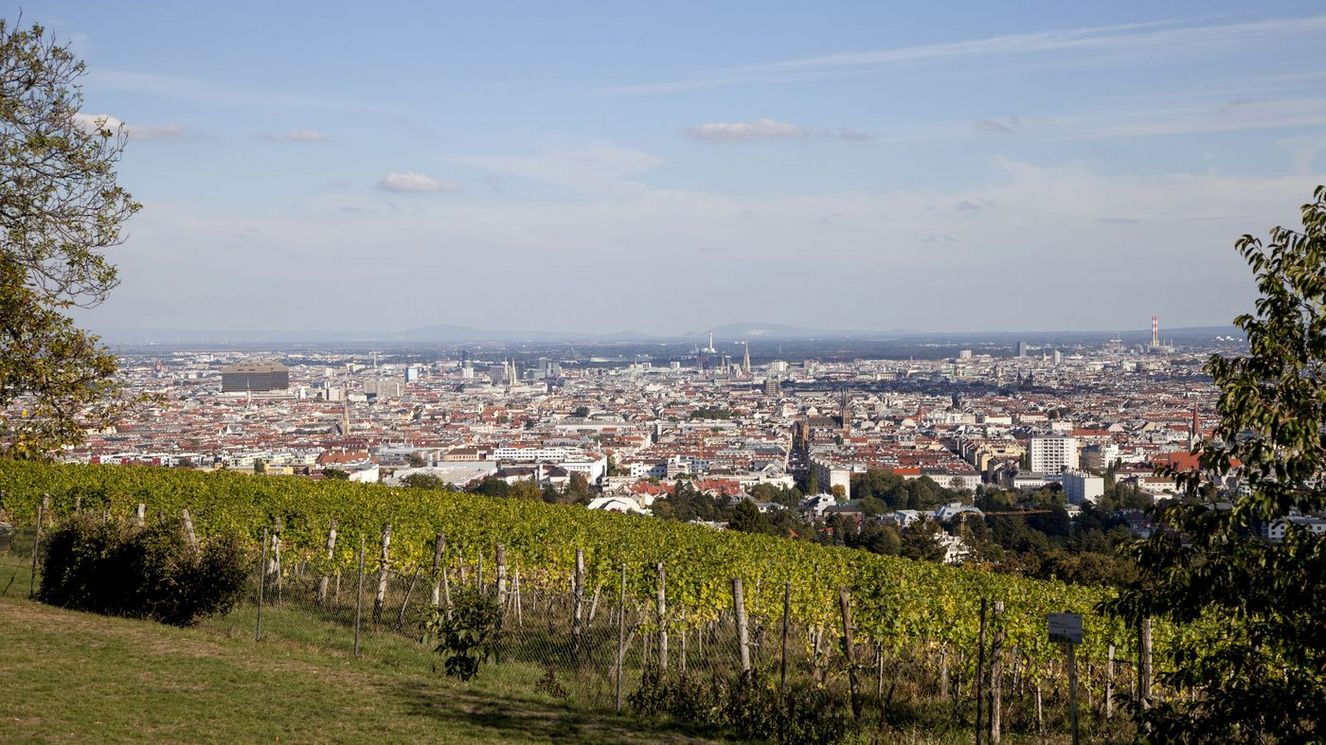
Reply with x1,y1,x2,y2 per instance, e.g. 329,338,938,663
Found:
29,1,1325,335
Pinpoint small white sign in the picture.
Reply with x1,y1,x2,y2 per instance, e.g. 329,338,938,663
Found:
1048,612,1084,645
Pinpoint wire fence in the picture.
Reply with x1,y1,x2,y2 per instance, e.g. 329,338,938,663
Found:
3,503,1146,743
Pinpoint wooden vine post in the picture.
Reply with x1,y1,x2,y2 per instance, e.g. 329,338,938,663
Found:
372,523,391,625
571,548,585,657
989,600,1004,745
181,509,199,554
255,526,268,641
656,562,667,670
317,518,338,606
780,581,791,694
1106,643,1115,720
1138,617,1153,709
839,586,862,720
29,493,48,598
495,544,507,630
732,577,751,673
615,562,627,714
975,598,988,745
354,534,365,656
430,532,445,607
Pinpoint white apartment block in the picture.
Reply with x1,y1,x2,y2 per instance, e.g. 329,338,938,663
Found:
1061,470,1104,505
1029,436,1079,474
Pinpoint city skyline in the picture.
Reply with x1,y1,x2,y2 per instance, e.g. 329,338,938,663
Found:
25,1,1326,334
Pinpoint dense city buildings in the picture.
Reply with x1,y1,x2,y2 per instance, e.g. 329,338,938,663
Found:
50,326,1322,556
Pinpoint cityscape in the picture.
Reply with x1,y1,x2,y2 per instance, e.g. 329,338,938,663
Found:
69,316,1320,560
3,2,1325,743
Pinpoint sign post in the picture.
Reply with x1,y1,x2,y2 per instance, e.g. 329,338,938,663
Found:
1048,612,1084,745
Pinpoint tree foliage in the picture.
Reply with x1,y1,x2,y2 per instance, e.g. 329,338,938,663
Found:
0,20,138,457
1106,186,1326,742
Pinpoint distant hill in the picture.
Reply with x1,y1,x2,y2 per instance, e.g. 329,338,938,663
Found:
88,321,1242,347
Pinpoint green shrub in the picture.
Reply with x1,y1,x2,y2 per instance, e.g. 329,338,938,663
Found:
38,516,248,626
423,586,502,681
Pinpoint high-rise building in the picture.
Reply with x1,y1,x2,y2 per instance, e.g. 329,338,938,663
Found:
221,361,289,392
1016,341,1030,357
1029,436,1079,474
764,377,781,396
742,341,751,375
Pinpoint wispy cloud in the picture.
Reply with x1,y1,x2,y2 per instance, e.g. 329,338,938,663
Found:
73,112,185,140
259,129,327,143
85,70,391,112
448,142,662,194
684,118,872,143
377,171,460,193
607,15,1326,95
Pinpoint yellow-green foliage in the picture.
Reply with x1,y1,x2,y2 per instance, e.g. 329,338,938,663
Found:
0,461,1125,669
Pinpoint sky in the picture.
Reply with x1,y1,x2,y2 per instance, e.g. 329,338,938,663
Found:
20,1,1326,337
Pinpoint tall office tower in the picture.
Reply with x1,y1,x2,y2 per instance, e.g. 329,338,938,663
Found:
221,361,289,392
742,341,751,375
1016,341,1030,357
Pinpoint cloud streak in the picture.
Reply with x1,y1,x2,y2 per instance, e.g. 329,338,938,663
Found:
684,118,872,143
259,129,327,143
607,15,1326,95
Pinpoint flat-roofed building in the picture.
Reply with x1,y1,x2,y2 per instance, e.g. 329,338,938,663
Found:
221,361,289,392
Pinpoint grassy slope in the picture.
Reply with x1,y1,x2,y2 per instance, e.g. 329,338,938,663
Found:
0,556,710,745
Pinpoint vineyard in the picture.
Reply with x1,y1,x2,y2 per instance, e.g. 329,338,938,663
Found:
1,461,1152,739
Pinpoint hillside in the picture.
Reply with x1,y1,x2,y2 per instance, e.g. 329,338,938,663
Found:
0,554,709,745
0,462,1132,742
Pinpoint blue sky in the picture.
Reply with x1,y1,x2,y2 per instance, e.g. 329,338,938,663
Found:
23,1,1326,336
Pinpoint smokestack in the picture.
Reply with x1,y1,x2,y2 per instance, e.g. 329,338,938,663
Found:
1151,316,1159,348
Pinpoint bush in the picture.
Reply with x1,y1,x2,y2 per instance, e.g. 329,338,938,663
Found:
423,586,502,681
38,516,248,626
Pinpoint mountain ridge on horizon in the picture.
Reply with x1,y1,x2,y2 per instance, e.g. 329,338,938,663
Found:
87,320,1243,347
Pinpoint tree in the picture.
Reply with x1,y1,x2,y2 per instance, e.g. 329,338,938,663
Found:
900,518,946,562
508,480,542,500
0,21,139,457
1106,186,1326,742
847,521,901,556
406,452,428,468
402,473,446,490
567,471,590,497
727,500,769,534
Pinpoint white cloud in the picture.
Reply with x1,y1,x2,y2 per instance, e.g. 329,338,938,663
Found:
260,129,327,143
376,171,460,193
685,118,806,143
72,113,185,140
91,161,1319,335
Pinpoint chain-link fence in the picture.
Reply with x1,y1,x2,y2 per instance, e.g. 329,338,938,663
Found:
5,502,1145,743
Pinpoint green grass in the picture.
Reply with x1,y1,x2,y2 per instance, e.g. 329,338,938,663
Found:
0,553,711,744
0,548,1092,744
